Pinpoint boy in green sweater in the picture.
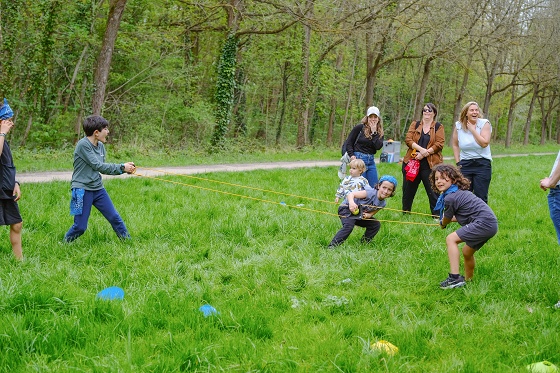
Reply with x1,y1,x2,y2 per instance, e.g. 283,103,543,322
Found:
64,115,135,242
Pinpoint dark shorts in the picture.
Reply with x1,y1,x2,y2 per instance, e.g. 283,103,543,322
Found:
456,220,497,250
0,199,22,226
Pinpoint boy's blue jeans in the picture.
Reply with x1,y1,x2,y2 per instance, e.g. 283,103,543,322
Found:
354,151,378,186
64,188,130,242
548,186,560,244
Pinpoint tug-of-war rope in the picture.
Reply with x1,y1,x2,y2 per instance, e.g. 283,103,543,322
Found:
132,167,439,227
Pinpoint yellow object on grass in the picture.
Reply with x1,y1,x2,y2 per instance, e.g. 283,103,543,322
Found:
370,340,398,355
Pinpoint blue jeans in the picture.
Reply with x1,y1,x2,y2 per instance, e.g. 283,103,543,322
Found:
64,188,130,242
548,187,560,244
354,151,378,186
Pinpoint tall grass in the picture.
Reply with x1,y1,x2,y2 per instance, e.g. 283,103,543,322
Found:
0,154,558,372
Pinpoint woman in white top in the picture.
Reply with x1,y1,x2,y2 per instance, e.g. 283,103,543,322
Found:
452,101,492,203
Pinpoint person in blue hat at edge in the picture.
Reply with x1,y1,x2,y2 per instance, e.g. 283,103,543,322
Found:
328,175,397,248
0,98,23,260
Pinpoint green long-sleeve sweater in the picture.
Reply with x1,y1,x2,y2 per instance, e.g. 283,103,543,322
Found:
70,137,122,190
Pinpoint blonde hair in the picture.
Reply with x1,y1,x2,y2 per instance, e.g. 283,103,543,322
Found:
459,101,482,130
349,158,366,173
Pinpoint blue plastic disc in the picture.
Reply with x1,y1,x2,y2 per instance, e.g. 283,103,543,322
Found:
96,286,125,300
199,304,218,317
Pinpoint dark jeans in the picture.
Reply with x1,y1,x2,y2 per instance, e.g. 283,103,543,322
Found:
457,158,492,203
401,160,438,216
64,188,130,242
329,206,381,246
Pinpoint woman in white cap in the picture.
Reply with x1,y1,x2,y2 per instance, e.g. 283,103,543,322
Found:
343,106,384,186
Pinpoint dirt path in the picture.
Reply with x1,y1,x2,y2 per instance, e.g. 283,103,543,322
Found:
15,152,556,184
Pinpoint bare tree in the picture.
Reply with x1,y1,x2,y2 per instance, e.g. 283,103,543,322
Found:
92,0,128,115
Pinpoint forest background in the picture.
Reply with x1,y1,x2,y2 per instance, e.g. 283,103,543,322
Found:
1,0,560,155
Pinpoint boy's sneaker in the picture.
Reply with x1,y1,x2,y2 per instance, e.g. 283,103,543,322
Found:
554,300,560,309
439,275,466,289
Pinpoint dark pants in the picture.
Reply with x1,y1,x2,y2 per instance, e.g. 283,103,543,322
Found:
457,158,492,203
64,188,129,242
401,160,438,216
329,206,381,246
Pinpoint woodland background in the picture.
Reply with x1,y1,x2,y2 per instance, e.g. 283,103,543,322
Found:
1,0,560,153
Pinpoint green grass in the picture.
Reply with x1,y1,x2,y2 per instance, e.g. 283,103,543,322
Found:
0,154,558,372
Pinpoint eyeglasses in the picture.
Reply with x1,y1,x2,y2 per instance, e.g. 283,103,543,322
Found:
422,108,433,113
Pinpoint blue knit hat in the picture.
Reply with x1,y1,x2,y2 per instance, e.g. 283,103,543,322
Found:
379,175,398,188
0,98,13,120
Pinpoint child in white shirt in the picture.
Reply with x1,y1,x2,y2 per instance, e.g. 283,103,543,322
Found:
335,159,369,203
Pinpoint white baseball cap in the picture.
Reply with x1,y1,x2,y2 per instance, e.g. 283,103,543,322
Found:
366,106,380,117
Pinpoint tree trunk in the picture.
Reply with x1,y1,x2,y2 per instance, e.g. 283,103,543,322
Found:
413,56,433,121
276,61,289,145
340,40,359,147
450,56,472,146
482,58,499,119
232,64,247,137
92,0,127,115
296,0,313,148
505,81,516,148
540,92,548,145
75,75,88,142
20,94,38,147
326,52,343,146
523,83,538,145
64,45,88,113
365,32,386,107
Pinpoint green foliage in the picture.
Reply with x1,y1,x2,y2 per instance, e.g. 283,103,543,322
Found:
1,0,560,151
211,34,238,149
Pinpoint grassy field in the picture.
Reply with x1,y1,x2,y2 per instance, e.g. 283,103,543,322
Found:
0,153,559,372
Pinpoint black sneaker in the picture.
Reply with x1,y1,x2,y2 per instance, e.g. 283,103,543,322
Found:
439,275,466,289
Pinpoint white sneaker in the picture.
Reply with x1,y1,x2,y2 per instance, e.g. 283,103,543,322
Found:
554,300,560,309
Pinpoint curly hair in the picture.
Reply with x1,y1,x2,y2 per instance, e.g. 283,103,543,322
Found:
429,164,471,194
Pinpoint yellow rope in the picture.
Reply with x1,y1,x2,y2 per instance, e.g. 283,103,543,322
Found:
139,166,339,205
133,168,439,226
139,167,437,217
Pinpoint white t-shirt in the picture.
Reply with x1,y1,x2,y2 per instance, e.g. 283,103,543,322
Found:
550,150,560,187
455,118,492,161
